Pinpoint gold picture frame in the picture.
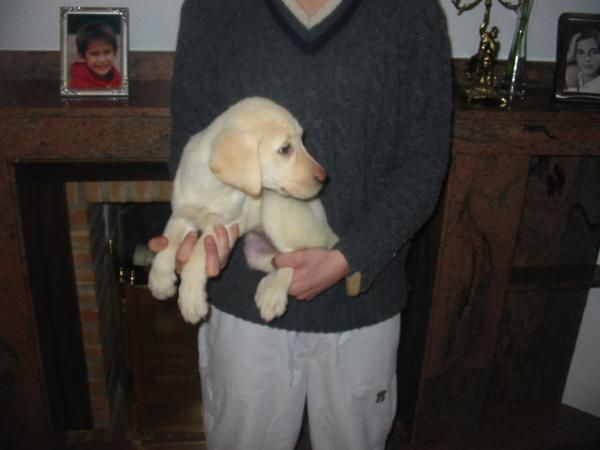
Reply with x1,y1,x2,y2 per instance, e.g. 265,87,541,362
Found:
60,6,129,97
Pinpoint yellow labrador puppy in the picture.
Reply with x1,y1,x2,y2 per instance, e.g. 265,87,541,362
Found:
148,97,338,323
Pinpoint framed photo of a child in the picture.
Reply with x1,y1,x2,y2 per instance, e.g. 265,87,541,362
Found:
554,13,600,105
60,7,129,97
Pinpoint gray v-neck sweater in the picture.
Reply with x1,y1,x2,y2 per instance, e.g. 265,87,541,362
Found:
169,0,452,332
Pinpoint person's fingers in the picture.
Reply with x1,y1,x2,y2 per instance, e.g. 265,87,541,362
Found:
214,224,240,271
229,223,240,242
288,271,318,301
272,251,299,269
167,224,240,278
175,231,198,273
148,235,168,253
274,248,350,301
289,282,316,301
213,225,230,269
204,234,220,278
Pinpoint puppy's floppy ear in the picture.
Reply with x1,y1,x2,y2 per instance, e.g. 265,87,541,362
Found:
209,129,262,197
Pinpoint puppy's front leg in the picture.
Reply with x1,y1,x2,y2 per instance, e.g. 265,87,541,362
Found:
177,226,215,324
255,267,293,322
148,216,194,300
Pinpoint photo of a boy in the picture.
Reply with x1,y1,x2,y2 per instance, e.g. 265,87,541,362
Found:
68,20,122,89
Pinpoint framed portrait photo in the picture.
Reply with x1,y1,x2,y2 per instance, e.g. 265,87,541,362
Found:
554,13,600,105
60,7,129,97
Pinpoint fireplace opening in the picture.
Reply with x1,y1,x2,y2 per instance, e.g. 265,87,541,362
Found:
15,162,204,444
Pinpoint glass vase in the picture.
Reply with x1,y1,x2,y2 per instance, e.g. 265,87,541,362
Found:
502,0,534,103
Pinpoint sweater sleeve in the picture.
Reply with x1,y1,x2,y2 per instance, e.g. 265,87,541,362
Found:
334,1,453,294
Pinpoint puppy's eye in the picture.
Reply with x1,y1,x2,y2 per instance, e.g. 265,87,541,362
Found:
278,144,292,155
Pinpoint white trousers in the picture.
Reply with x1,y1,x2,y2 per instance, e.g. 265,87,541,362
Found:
198,307,401,450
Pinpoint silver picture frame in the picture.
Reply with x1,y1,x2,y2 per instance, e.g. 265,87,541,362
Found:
60,6,129,97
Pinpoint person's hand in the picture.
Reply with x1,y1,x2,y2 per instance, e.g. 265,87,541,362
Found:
147,224,240,277
566,32,581,64
272,248,351,300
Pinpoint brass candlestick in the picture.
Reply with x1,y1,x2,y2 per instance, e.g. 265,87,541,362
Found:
452,0,523,107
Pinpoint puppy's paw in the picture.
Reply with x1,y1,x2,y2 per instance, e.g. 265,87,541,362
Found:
255,273,288,322
148,268,177,300
178,279,209,324
178,298,209,324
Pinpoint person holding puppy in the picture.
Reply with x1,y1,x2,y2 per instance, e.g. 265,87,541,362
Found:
149,0,452,448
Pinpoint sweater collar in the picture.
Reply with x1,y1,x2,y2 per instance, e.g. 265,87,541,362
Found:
265,0,360,51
